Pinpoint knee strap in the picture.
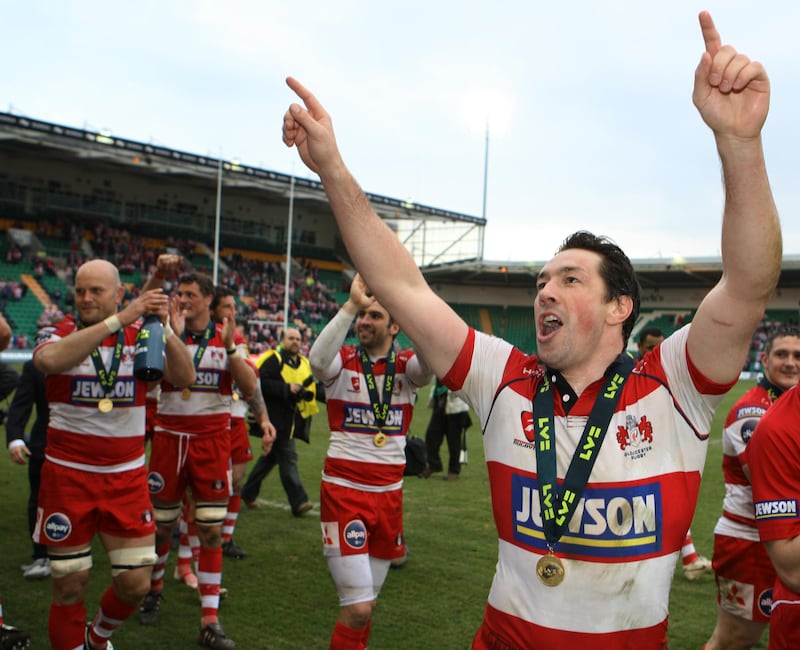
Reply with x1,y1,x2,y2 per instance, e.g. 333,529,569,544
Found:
49,548,93,578
107,546,158,577
194,502,228,527
153,502,182,526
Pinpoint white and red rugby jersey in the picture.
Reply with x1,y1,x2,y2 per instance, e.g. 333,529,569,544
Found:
156,323,233,436
748,385,800,644
318,345,428,490
35,315,148,473
714,381,776,542
443,325,732,648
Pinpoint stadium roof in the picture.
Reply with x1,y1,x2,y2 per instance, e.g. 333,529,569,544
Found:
0,111,485,226
420,255,800,291
3,110,797,292
0,110,486,265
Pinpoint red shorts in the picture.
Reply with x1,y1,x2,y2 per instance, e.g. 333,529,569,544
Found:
148,430,230,504
713,533,775,622
34,461,155,547
770,583,800,650
230,417,253,465
320,482,405,561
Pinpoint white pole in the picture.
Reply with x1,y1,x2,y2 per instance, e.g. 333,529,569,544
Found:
482,121,489,220
283,174,296,327
213,155,223,285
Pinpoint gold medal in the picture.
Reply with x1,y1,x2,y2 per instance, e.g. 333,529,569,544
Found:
536,551,565,587
373,431,387,447
181,388,192,400
98,398,114,413
232,392,240,401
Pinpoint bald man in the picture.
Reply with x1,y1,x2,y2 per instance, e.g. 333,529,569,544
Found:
33,259,195,650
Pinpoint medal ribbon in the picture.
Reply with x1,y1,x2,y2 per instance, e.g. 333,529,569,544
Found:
89,329,125,399
533,354,635,545
182,320,214,371
757,375,783,403
357,345,397,431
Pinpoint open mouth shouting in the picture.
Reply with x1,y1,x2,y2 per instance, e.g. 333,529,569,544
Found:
539,314,562,338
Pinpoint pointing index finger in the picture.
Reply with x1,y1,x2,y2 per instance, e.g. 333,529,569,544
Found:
699,10,721,57
286,76,324,115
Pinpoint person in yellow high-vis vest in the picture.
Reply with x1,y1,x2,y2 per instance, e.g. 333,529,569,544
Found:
241,327,319,515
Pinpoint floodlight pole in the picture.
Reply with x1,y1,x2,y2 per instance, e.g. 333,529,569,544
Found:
482,121,489,220
283,174,296,328
213,155,223,285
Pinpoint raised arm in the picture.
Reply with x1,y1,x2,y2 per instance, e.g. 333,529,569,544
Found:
161,295,196,388
142,253,184,292
221,317,258,401
308,274,371,377
687,11,781,384
283,78,468,378
35,289,172,375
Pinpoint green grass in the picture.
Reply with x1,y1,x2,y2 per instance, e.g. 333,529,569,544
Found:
0,380,763,649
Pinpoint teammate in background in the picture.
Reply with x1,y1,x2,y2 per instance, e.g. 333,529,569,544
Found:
0,312,20,404
637,326,713,580
0,316,31,650
241,326,317,516
284,12,781,647
747,382,800,649
212,286,275,557
6,360,50,579
309,274,432,649
139,272,271,649
704,326,800,650
33,259,195,650
635,326,666,358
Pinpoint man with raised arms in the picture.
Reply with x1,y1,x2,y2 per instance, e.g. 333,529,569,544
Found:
282,12,781,649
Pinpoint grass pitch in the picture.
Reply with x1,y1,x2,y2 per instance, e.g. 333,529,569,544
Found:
0,380,764,648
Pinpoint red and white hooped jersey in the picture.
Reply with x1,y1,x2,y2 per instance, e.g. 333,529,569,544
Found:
317,345,429,490
748,385,800,644
156,323,232,435
34,315,148,474
714,382,775,542
443,325,731,648
230,331,254,420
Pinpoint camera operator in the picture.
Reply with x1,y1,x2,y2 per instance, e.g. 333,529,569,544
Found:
241,326,319,516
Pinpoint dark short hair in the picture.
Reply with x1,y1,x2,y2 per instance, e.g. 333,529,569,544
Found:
638,327,665,345
764,324,800,354
211,285,236,311
557,231,641,345
178,272,215,298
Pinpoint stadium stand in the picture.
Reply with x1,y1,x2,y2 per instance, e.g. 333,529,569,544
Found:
3,111,800,375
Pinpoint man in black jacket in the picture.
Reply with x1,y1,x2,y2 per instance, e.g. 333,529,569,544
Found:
242,327,318,516
6,359,50,579
0,312,19,408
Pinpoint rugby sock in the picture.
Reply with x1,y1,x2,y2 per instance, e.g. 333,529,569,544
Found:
189,519,200,567
198,545,223,626
361,620,372,647
681,530,700,566
88,586,136,649
330,621,367,650
176,517,193,574
151,536,172,593
49,601,85,650
222,494,241,543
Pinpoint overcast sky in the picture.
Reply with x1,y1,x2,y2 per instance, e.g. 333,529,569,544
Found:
3,1,799,262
